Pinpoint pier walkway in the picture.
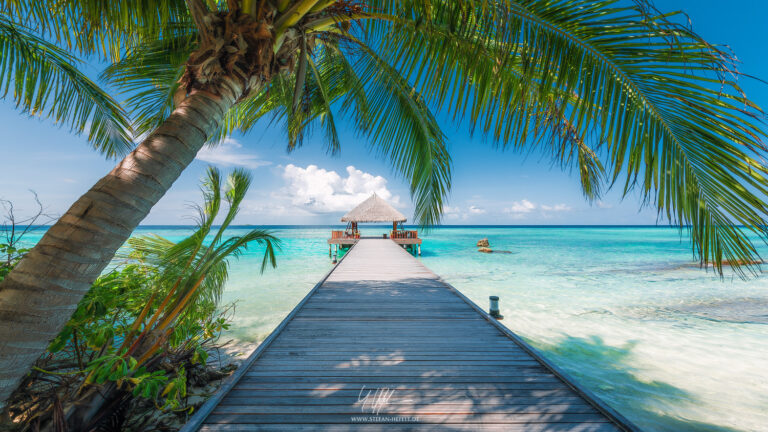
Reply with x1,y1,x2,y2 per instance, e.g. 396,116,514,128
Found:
183,239,635,431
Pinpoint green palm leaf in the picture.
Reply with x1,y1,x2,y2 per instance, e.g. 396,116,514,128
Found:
101,31,196,139
65,0,768,272
0,0,190,60
0,15,133,157
129,167,279,320
363,0,768,273
213,33,452,226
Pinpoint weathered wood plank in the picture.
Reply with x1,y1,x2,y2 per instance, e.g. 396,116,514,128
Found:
203,412,612,424
249,361,544,367
241,368,552,377
217,396,589,406
259,352,534,359
237,376,564,384
210,404,600,415
222,388,579,398
200,423,619,431
263,346,525,350
230,382,572,391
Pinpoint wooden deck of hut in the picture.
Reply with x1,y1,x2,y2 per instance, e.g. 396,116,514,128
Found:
182,239,636,431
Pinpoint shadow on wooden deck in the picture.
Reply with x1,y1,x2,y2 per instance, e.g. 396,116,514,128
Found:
185,240,637,431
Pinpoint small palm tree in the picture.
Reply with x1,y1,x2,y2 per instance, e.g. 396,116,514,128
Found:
0,0,767,407
69,166,278,429
118,167,277,365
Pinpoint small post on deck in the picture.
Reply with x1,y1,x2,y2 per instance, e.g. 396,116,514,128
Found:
329,244,332,258
489,296,503,320
417,244,421,256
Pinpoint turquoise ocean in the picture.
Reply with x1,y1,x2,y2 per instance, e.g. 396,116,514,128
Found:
16,226,768,431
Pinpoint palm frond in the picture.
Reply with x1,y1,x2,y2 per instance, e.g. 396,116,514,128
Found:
306,54,341,154
129,167,280,325
364,0,768,273
0,0,191,60
0,15,133,157
218,34,452,226
101,31,197,139
340,35,452,226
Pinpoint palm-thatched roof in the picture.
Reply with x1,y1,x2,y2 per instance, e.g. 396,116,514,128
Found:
341,193,406,223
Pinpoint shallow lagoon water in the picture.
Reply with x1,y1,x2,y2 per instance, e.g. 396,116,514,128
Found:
418,227,768,432
17,226,768,431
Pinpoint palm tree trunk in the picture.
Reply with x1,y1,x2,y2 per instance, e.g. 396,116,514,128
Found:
0,81,243,407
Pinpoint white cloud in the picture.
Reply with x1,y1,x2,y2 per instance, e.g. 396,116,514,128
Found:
442,205,467,220
442,205,460,214
505,199,536,214
596,200,613,209
504,199,571,219
240,201,294,218
540,203,571,212
196,138,271,169
469,205,486,214
282,164,399,213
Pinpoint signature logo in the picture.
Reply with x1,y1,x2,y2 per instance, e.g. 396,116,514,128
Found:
357,386,398,415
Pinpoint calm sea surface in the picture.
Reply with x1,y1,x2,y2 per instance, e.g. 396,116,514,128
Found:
15,226,768,431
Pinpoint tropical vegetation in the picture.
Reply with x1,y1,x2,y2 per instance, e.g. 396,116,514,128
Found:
3,167,278,430
0,0,766,417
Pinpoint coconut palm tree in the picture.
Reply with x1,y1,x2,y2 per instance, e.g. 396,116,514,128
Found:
0,0,767,408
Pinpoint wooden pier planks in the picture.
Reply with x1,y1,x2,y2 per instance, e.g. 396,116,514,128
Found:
183,239,636,431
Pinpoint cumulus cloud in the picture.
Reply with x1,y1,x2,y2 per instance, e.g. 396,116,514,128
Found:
442,205,467,220
469,205,486,214
282,164,399,213
504,199,571,218
540,203,571,212
596,200,613,209
196,138,271,169
505,199,536,214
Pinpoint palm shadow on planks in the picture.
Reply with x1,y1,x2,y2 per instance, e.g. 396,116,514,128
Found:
206,277,631,431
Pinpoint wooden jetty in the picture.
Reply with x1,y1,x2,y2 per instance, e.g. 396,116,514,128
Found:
182,239,636,431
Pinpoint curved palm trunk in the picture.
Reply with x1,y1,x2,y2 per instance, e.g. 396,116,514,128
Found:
0,82,243,406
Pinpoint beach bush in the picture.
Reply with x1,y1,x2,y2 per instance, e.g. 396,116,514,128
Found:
6,262,235,430
44,262,231,410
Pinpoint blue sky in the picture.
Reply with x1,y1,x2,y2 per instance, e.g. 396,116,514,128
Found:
1,0,766,225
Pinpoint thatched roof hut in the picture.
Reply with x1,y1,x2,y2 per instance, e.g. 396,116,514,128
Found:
341,193,406,223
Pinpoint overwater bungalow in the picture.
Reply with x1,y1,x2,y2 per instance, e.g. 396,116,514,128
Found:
328,193,421,256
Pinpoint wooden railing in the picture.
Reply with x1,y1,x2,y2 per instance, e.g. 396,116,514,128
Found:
332,230,414,240
331,230,359,239
391,230,418,239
